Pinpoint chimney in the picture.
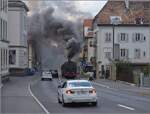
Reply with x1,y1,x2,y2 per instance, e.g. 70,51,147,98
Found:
125,0,129,9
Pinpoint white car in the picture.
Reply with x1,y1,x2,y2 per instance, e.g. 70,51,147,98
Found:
41,71,52,81
57,80,97,107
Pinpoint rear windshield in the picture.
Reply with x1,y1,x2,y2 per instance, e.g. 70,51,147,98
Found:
68,82,92,87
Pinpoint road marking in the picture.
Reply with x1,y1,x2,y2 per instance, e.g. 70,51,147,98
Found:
118,104,135,111
0,84,3,88
93,82,110,88
28,83,50,114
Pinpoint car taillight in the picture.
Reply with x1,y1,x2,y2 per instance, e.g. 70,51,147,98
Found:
66,90,75,94
89,89,96,94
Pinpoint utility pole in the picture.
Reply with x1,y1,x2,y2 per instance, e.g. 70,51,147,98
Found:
113,24,115,59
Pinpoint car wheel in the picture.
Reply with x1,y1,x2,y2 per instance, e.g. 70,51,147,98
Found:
62,96,67,107
41,78,44,81
92,102,97,106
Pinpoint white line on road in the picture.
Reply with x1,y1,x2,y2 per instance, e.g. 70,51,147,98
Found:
93,82,110,88
28,83,50,114
118,104,135,111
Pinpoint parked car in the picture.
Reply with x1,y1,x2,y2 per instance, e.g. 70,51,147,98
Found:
57,80,97,107
24,68,35,76
41,70,52,81
50,70,58,78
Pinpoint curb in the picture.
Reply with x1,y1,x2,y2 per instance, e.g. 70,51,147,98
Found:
28,80,50,114
117,80,136,86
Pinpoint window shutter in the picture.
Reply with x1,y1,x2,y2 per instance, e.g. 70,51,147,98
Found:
126,33,129,42
132,33,135,42
105,32,107,42
126,49,129,58
118,33,121,42
109,33,111,41
141,34,144,42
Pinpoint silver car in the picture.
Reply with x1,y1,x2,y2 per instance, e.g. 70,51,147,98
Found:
57,80,97,107
41,71,52,81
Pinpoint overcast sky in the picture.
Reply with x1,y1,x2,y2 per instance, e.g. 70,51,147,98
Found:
73,1,107,17
23,0,107,17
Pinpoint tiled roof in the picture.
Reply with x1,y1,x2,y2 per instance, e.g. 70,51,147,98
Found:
84,19,93,27
93,0,150,24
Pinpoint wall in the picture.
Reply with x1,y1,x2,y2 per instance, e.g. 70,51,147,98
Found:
0,0,9,78
96,25,150,72
8,6,28,69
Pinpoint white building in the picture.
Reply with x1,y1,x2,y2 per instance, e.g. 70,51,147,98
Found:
8,0,29,71
0,0,9,82
96,24,150,74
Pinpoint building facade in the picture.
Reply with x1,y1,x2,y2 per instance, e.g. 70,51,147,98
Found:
83,19,95,63
0,0,9,81
8,0,29,72
92,0,150,79
96,24,150,67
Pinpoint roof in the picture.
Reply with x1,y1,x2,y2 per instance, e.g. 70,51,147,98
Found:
93,0,150,25
8,0,29,12
97,24,150,27
84,19,93,28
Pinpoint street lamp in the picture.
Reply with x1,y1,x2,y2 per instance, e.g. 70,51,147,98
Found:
112,24,115,59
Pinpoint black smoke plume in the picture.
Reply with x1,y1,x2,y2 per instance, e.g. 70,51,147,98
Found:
27,1,91,69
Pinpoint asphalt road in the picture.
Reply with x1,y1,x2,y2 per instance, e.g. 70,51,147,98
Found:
31,78,150,114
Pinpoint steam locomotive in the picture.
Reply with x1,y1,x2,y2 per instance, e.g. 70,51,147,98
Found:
61,59,77,79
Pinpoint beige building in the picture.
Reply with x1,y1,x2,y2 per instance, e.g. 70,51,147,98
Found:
83,19,95,63
8,0,29,73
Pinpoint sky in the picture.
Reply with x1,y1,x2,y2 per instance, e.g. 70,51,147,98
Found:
23,0,107,17
73,1,107,17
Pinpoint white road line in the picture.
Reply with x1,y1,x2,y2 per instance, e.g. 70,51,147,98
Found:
28,83,50,114
93,82,110,88
0,84,3,89
118,104,135,111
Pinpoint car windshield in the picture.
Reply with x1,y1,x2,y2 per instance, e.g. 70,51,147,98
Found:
68,81,92,87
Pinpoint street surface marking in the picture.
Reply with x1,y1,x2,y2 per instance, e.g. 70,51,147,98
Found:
93,82,110,88
28,83,50,114
0,84,3,88
118,104,135,111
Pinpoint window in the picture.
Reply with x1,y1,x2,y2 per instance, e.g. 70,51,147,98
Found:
105,52,111,59
118,33,128,42
68,82,92,87
134,49,140,59
105,32,111,42
144,3,150,9
9,50,16,65
120,49,128,58
143,51,146,57
133,33,146,42
135,33,140,41
120,33,126,41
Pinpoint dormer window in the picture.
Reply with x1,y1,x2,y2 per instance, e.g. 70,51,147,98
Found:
110,16,122,25
135,17,144,24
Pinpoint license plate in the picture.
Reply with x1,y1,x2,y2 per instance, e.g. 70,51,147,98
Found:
77,91,87,94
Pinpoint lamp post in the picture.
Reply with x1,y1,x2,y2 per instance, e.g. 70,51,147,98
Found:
112,24,115,59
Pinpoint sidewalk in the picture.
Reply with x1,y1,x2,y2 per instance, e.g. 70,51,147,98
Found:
94,79,150,97
1,75,45,114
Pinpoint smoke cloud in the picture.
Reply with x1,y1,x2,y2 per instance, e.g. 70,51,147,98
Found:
27,1,91,69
